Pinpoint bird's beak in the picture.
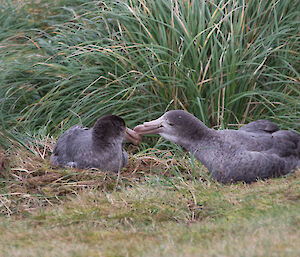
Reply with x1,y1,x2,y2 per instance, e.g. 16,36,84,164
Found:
134,116,164,135
125,127,142,145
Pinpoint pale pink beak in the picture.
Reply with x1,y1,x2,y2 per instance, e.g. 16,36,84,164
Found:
125,127,142,145
134,116,164,135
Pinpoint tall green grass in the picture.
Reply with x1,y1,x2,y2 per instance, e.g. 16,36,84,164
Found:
0,0,299,147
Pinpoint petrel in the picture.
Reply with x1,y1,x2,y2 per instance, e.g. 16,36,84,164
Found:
134,110,300,183
51,115,141,172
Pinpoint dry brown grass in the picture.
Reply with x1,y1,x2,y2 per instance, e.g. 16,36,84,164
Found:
0,137,204,217
0,148,9,175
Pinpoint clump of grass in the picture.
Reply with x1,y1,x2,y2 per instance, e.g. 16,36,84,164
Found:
0,0,299,149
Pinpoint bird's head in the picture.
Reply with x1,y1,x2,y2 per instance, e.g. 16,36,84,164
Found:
93,115,141,145
134,110,208,147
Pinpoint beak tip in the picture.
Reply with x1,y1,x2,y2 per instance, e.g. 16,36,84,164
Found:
125,127,143,145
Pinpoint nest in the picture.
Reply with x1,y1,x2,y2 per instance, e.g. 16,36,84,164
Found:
0,143,187,217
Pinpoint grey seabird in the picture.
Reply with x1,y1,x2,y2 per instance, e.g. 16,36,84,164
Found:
134,110,300,183
51,115,141,172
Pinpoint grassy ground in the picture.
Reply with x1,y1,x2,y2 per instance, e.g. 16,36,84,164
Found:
1,0,300,256
1,142,300,256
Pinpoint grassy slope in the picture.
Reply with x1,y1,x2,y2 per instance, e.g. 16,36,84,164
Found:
1,173,300,256
1,147,300,256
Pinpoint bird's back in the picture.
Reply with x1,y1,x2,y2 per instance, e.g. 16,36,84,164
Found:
208,120,300,183
238,119,279,133
51,125,126,171
51,125,88,166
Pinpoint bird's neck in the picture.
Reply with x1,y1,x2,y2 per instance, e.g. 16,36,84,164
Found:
175,121,215,151
187,131,229,173
92,129,122,150
92,131,109,145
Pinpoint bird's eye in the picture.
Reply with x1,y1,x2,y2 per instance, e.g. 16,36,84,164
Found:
168,122,174,126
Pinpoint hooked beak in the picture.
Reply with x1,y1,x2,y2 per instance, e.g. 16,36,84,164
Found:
134,116,164,135
125,127,142,145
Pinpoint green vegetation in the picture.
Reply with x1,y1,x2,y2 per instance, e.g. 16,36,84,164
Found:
1,0,299,145
1,145,300,256
0,0,299,256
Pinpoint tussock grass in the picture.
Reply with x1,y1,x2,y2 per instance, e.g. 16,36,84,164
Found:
0,0,299,148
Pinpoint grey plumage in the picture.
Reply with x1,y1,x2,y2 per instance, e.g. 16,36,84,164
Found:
51,115,138,172
134,110,300,183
